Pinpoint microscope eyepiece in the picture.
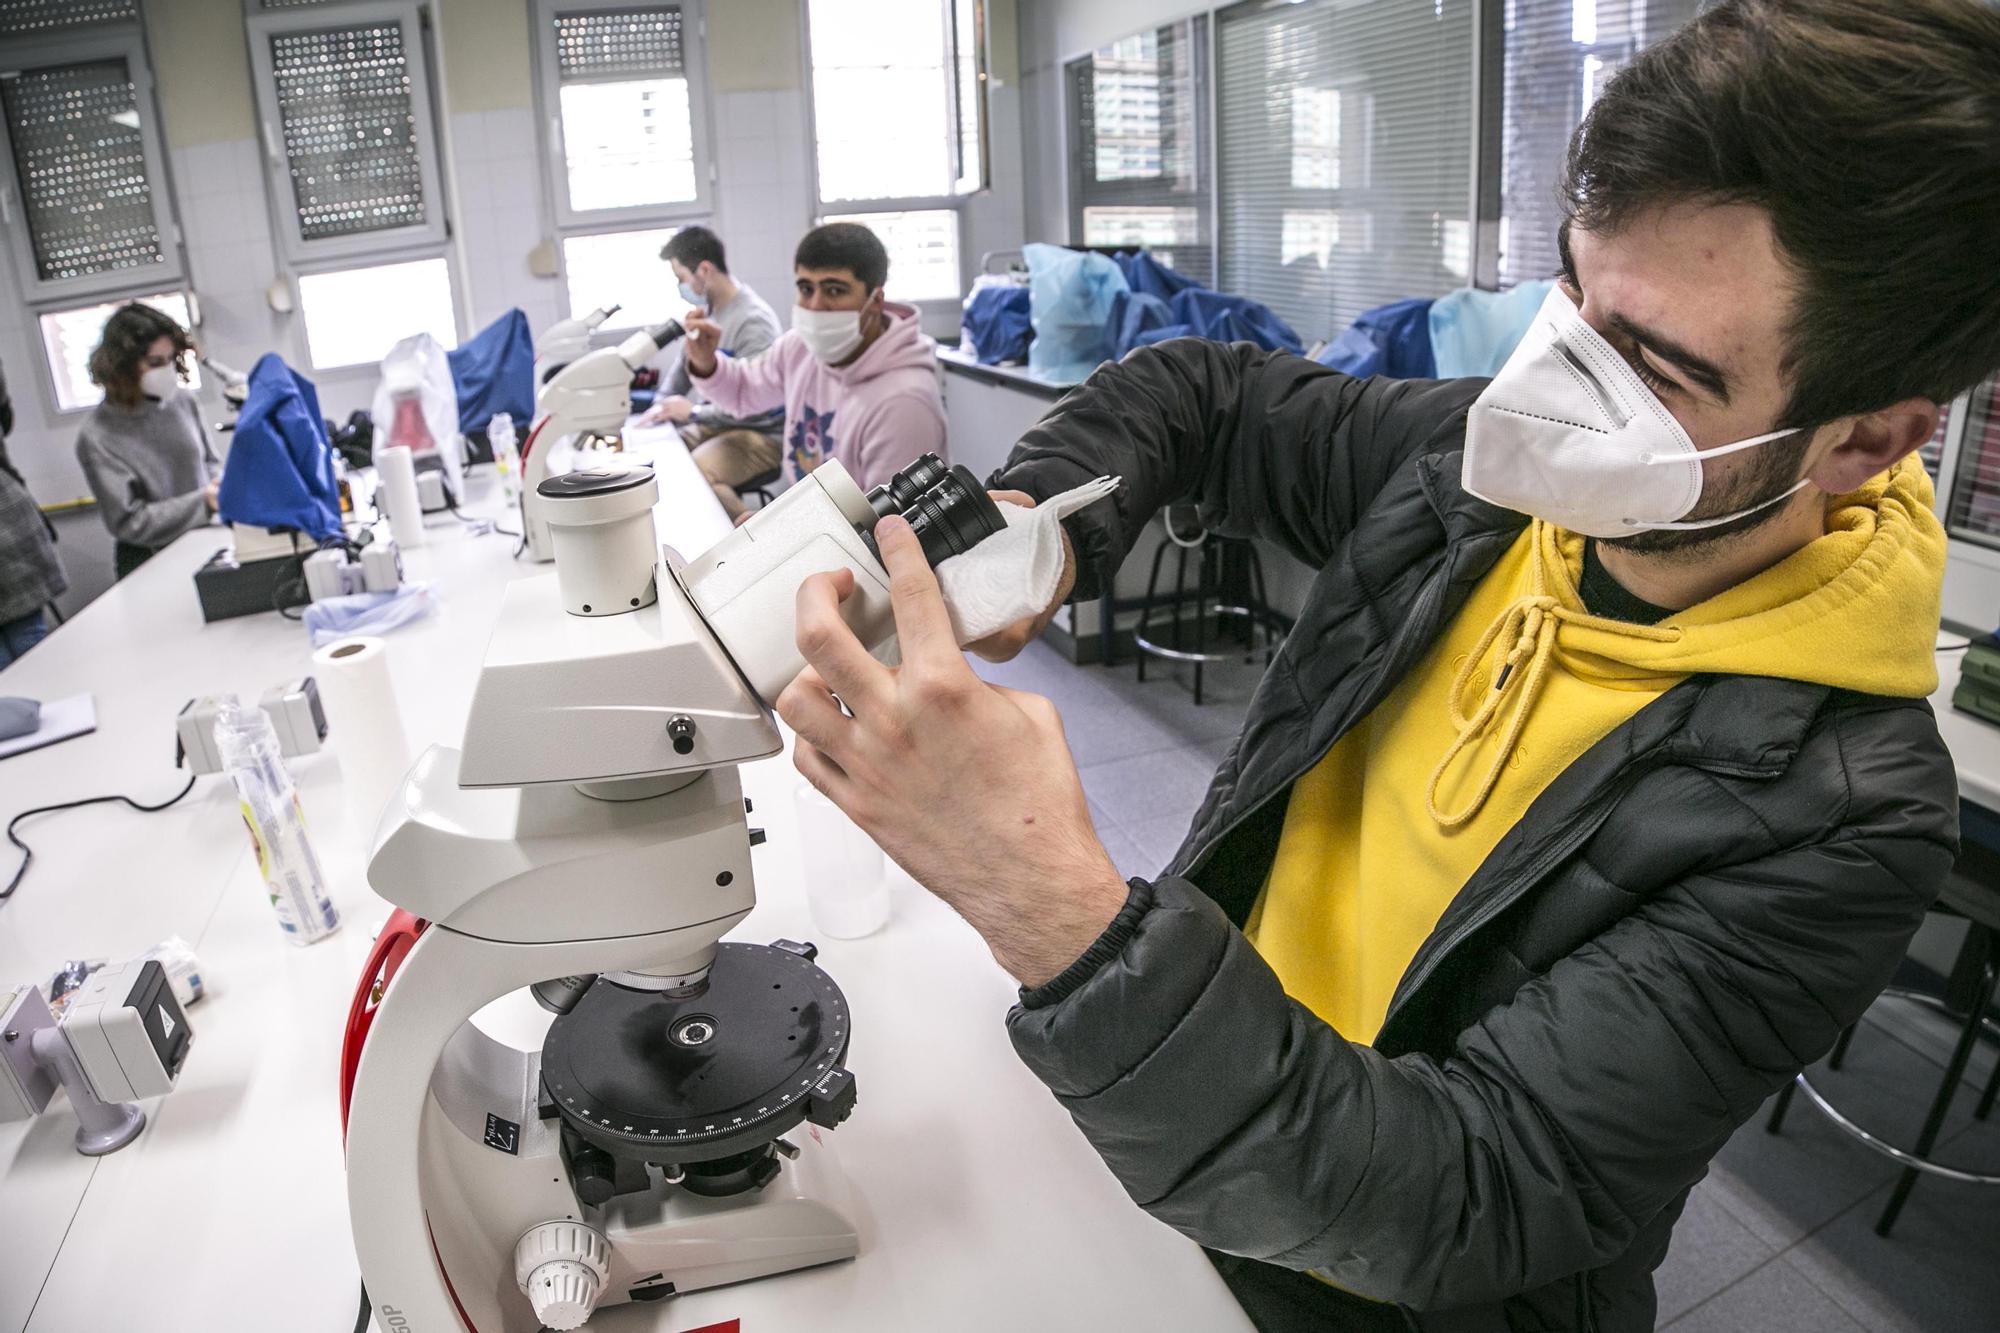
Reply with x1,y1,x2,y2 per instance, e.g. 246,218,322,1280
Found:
860,459,1005,569
865,452,952,521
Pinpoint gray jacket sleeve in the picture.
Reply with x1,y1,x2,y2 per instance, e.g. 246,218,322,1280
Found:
1006,742,1948,1310
991,338,1483,598
76,430,206,549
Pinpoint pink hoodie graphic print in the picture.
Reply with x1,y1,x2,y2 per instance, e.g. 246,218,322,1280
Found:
692,301,949,491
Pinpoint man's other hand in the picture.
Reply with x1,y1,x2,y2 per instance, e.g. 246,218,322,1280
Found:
965,490,1075,663
640,394,695,427
684,313,723,377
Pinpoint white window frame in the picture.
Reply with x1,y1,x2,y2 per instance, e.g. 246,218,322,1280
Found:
0,29,186,309
801,0,987,309
530,0,717,234
245,0,451,267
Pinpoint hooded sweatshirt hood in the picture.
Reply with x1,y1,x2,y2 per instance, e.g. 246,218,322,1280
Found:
1428,456,1945,825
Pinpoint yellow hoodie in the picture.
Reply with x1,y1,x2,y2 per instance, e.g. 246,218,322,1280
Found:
1244,458,1945,1045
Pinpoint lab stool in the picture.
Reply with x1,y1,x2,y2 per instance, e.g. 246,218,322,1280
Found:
1764,852,2000,1236
736,465,782,511
1131,506,1284,705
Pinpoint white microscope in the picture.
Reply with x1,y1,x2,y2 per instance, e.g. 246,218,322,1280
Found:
519,314,677,564
341,452,1006,1331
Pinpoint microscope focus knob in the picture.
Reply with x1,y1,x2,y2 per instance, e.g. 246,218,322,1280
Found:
514,1220,610,1330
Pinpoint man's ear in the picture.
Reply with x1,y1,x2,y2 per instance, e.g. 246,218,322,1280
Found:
1809,397,1940,494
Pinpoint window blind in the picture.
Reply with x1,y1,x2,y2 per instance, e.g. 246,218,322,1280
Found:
1067,16,1211,284
0,58,164,283
0,0,135,38
554,6,684,81
1496,0,1705,289
1946,377,2000,544
1216,0,1473,344
267,21,427,241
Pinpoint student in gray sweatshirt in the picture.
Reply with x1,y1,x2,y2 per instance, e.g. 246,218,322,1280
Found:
74,303,218,579
637,226,784,516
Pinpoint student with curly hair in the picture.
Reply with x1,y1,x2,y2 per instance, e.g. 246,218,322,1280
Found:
75,303,218,578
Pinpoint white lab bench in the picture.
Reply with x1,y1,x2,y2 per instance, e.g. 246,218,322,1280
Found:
0,430,1252,1333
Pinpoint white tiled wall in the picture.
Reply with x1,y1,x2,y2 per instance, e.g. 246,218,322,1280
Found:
449,107,563,338
709,88,815,318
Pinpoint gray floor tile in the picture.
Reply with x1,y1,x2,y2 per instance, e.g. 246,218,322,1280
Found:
1705,1021,1936,1248
1123,812,1199,877
1655,1185,1777,1325
1664,1254,1866,1332
1782,1170,2000,1333
1094,819,1154,882
1863,992,2000,1102
1096,654,1263,743
1079,746,1219,832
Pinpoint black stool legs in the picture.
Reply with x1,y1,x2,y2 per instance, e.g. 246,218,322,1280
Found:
1876,937,1997,1235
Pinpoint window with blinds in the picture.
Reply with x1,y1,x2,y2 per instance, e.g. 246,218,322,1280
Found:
1495,0,1704,289
1944,377,2000,546
1216,0,1473,345
1066,16,1211,285
0,17,184,313
0,0,135,37
807,0,985,302
1,59,163,284
248,3,446,262
545,4,704,219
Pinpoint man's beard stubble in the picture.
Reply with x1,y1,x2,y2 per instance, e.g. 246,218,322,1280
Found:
1596,428,1816,558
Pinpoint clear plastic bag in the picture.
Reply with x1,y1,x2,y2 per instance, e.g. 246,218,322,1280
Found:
1024,242,1130,383
302,583,436,648
371,333,464,502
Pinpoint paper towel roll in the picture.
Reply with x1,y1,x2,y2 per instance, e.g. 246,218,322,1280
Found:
376,445,426,548
312,636,414,847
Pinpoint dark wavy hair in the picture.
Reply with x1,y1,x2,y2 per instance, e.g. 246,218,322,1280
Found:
1562,0,2000,429
795,222,889,292
88,303,190,407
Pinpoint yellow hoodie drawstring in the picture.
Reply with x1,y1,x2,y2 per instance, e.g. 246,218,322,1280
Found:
1425,573,1679,830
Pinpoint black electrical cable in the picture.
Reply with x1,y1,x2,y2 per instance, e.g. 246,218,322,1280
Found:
4,768,198,903
354,1282,370,1333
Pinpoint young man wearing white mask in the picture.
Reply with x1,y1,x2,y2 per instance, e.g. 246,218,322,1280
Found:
683,222,946,514
636,226,784,514
768,2,2000,1330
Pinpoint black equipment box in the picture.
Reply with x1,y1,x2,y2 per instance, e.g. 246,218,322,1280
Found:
193,549,297,622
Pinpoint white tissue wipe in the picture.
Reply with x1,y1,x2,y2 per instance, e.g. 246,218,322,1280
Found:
935,476,1119,644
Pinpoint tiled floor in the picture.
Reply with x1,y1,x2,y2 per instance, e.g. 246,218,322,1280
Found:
974,640,2000,1332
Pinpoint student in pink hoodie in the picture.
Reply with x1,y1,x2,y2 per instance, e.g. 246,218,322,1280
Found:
683,222,948,516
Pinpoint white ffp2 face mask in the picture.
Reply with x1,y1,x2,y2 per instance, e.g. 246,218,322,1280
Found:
140,363,180,401
793,303,866,365
1463,286,1807,539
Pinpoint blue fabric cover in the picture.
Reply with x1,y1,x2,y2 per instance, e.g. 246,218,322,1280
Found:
962,283,1033,365
217,353,342,542
1428,279,1555,377
1106,283,1304,360
1315,297,1437,379
1113,250,1202,301
446,308,535,434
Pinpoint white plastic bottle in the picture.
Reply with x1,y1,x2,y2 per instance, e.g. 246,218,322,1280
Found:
490,412,520,507
215,699,341,945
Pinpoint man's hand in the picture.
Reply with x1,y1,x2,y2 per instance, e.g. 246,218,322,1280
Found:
684,312,723,378
201,480,220,513
779,515,1128,988
966,489,1075,663
640,394,695,426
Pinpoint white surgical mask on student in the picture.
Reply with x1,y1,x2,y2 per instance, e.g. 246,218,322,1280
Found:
793,303,866,365
678,279,704,308
139,363,180,401
1462,286,1807,539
